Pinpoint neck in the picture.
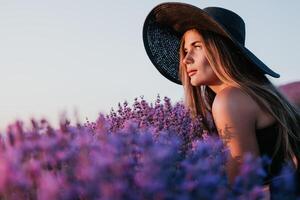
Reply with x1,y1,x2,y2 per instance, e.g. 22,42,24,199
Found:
208,82,230,94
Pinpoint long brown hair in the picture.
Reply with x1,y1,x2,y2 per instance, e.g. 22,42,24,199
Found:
178,28,300,171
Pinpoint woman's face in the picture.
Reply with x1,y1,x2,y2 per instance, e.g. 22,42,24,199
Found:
182,29,222,87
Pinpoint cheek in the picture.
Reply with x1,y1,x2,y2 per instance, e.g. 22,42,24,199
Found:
195,53,208,67
195,58,220,84
200,57,212,73
203,56,211,68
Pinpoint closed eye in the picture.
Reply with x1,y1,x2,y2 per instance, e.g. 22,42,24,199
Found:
194,44,202,49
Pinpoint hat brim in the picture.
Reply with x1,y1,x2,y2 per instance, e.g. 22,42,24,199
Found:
143,2,280,85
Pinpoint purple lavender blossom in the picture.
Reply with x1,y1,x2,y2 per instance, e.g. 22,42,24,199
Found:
0,96,297,199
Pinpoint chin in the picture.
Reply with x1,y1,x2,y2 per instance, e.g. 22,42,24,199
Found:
190,79,203,86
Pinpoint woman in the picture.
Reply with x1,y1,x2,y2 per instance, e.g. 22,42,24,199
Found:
143,2,300,196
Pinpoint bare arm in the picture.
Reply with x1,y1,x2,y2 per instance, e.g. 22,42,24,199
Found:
212,87,261,185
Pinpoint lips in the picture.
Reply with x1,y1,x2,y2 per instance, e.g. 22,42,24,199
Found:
188,70,197,77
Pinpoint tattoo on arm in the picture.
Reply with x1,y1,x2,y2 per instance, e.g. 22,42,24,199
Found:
217,124,244,165
217,124,234,147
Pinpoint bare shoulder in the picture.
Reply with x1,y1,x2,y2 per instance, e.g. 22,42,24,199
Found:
212,86,259,131
212,86,259,115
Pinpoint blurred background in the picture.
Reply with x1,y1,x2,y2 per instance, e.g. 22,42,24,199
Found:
0,0,299,131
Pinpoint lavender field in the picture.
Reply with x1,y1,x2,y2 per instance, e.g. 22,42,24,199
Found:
0,82,299,200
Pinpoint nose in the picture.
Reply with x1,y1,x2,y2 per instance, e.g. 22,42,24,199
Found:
183,51,193,65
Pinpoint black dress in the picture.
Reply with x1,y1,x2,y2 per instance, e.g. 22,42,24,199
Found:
256,122,300,198
255,122,286,186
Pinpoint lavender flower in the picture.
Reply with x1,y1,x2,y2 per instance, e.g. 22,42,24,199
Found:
0,96,297,199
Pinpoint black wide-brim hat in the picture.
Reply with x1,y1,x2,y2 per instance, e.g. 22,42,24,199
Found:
143,2,280,85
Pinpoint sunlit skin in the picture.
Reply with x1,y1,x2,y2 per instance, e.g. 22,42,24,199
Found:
182,29,229,94
182,29,273,194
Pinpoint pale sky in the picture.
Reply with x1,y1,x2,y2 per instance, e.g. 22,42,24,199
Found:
0,0,299,131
